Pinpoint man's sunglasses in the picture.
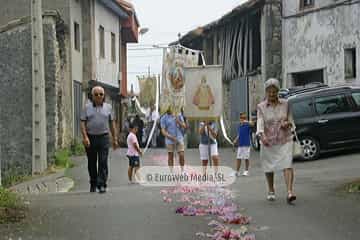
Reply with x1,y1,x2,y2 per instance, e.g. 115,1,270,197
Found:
94,93,104,97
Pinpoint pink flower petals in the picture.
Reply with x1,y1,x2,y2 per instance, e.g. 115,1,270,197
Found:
219,214,251,225
160,184,256,240
208,220,222,227
175,206,185,214
175,206,198,216
163,196,172,203
241,233,256,240
160,189,169,195
195,232,206,238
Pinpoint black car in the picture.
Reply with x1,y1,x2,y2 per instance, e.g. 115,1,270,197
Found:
287,86,360,160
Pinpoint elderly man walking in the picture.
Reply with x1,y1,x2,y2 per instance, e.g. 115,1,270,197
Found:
80,86,118,193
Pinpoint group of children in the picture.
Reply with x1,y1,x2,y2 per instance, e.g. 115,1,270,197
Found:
126,112,254,184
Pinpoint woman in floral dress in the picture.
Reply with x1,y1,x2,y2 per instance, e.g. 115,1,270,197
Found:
256,78,297,203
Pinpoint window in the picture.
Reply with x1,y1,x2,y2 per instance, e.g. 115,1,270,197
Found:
99,26,105,58
111,32,116,63
74,22,80,51
300,0,314,9
291,99,314,119
351,92,360,108
315,95,351,115
345,48,356,79
292,69,324,86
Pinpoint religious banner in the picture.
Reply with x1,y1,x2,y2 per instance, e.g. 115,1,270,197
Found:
184,65,223,120
160,45,200,114
138,75,157,108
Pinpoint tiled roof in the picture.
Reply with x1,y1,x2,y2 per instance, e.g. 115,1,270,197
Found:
115,0,140,26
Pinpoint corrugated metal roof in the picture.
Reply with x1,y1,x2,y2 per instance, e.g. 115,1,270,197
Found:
202,0,262,30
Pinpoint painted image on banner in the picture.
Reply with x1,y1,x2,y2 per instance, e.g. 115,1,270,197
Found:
184,65,223,120
193,76,215,110
160,46,200,114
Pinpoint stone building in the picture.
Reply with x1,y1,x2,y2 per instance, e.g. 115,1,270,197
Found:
172,0,282,139
0,0,139,183
282,0,360,87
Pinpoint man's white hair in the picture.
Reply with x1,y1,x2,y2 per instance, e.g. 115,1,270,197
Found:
91,86,105,95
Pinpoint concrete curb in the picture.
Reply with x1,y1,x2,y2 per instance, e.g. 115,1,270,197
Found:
9,169,74,195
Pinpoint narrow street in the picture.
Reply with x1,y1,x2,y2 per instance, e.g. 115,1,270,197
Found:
1,148,360,240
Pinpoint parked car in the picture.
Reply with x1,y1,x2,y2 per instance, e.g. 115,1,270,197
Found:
250,83,329,152
279,82,329,99
286,86,360,160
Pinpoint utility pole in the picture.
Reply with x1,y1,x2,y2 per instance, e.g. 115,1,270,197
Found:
31,0,47,174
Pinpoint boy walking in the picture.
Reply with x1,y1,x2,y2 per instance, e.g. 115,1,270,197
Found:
232,112,254,177
127,123,142,184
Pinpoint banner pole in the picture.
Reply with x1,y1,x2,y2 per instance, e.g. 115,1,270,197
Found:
207,123,212,168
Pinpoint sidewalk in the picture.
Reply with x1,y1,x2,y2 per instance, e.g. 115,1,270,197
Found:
9,168,74,195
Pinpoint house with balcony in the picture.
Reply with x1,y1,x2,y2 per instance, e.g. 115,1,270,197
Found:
0,0,139,183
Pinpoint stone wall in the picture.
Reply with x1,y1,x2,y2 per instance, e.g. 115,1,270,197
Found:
0,0,70,27
248,73,265,113
56,22,74,148
0,14,71,183
0,23,33,179
262,0,282,83
43,17,59,163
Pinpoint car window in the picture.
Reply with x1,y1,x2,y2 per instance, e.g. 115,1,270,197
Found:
291,99,314,119
351,92,360,107
315,95,351,115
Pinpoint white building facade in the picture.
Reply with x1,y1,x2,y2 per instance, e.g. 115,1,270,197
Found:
282,0,360,87
94,0,121,88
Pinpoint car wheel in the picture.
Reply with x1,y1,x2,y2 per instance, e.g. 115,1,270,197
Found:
300,136,320,160
251,132,260,151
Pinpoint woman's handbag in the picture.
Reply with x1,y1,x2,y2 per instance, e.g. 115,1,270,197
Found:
292,130,304,157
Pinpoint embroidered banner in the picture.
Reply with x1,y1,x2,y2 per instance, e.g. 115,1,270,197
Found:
184,65,223,120
160,45,200,114
138,75,157,108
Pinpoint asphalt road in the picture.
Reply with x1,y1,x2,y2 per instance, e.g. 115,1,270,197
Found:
1,147,360,240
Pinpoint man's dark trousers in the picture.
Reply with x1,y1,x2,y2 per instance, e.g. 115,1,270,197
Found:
86,134,110,189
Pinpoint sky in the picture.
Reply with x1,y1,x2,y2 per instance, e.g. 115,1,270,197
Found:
127,0,248,93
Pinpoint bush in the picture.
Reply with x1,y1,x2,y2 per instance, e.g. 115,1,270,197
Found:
0,187,26,223
346,181,360,193
0,187,20,209
2,174,32,188
70,139,85,156
54,149,74,169
1,167,32,188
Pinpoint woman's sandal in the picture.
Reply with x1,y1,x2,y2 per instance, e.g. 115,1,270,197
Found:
287,193,297,204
